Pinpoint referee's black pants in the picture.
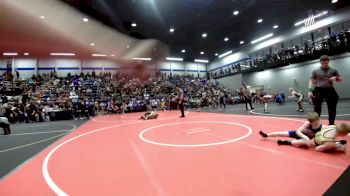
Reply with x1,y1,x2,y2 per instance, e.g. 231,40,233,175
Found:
178,101,185,117
244,96,253,110
313,87,339,125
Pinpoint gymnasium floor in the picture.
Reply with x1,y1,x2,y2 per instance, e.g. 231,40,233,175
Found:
0,101,349,196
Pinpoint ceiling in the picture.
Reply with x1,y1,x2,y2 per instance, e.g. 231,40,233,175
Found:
60,0,350,61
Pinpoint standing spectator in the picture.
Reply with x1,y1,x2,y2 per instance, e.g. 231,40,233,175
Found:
242,87,254,110
16,70,20,80
308,55,342,125
219,91,226,109
176,85,185,118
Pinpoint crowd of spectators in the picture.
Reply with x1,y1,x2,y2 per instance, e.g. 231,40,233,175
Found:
0,71,247,124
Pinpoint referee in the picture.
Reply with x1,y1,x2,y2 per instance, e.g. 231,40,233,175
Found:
176,85,185,117
308,55,342,125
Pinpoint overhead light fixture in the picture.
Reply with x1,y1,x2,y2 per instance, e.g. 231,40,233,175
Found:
240,41,245,44
40,16,45,19
166,57,183,61
132,57,152,61
110,55,115,57
3,52,18,56
224,37,229,42
50,53,75,56
332,0,338,3
92,54,107,57
126,45,130,48
233,10,239,15
200,51,204,55
251,33,274,44
194,59,209,63
294,11,329,26
131,22,137,27
219,51,233,58
257,18,263,23
83,18,89,22
202,33,207,38
273,25,279,29
181,49,186,53
90,43,95,46
169,28,175,33
215,53,219,56
24,53,29,56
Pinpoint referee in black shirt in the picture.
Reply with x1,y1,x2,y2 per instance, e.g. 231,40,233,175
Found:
176,85,185,117
308,55,342,125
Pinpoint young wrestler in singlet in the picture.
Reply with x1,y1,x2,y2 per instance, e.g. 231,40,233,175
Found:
259,112,322,147
288,88,304,112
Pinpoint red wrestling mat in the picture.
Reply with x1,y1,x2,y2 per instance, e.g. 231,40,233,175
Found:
1,111,349,196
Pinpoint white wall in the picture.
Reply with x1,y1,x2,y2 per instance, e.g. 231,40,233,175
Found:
158,61,207,77
0,58,9,73
82,59,119,74
217,73,243,91
13,58,37,79
53,59,81,77
38,59,56,75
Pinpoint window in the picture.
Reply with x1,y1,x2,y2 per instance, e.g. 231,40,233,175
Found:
330,23,344,34
313,28,329,43
284,40,293,49
343,20,350,31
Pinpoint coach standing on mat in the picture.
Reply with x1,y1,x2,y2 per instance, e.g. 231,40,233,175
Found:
176,85,185,118
308,55,342,125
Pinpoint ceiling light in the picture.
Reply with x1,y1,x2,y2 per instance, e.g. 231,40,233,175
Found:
215,53,219,56
166,57,183,61
200,51,204,55
233,10,239,15
202,33,207,38
194,59,209,63
273,25,279,29
240,41,245,44
131,23,137,27
294,11,329,26
224,37,229,42
90,43,95,46
169,28,175,33
24,53,29,56
50,53,75,56
110,55,115,57
251,33,274,44
219,51,233,58
126,45,130,48
332,0,338,3
3,52,18,56
132,57,152,61
83,18,89,22
40,16,45,19
92,54,107,57
181,49,186,53
257,18,263,23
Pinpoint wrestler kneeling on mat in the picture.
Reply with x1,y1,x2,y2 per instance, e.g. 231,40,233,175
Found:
282,124,349,152
259,112,322,147
308,124,349,152
140,111,158,120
